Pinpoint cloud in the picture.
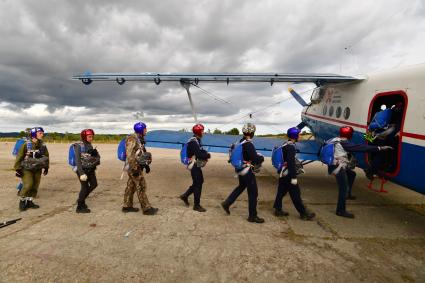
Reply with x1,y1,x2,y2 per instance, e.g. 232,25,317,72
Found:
0,0,424,134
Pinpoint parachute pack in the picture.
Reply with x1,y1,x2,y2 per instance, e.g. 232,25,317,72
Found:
180,137,198,167
68,142,85,167
319,141,335,166
369,108,392,132
271,145,285,173
229,140,248,171
117,137,127,161
12,138,30,156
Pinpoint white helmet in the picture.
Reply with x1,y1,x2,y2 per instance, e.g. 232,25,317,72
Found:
242,123,256,135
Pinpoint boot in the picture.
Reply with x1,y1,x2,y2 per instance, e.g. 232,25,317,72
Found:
336,211,355,219
143,207,158,215
179,194,189,207
19,199,27,211
122,207,140,213
27,200,40,209
300,209,315,221
221,201,230,215
76,205,91,213
193,205,206,212
274,209,289,217
247,216,265,223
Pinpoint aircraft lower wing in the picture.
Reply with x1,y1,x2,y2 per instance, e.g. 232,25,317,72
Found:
145,130,320,161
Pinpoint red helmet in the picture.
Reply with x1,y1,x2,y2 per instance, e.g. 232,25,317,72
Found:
81,129,95,142
192,124,205,137
339,126,354,139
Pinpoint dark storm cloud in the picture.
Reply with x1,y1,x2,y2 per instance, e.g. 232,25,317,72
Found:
0,0,424,133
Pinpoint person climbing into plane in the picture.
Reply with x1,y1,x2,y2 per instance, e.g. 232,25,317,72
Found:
221,123,265,223
179,123,211,212
273,127,315,220
327,126,393,218
365,102,403,179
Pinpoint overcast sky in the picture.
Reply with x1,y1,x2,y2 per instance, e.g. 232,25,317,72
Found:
1,0,424,134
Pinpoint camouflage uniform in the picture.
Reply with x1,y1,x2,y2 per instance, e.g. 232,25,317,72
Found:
123,134,152,211
14,140,49,198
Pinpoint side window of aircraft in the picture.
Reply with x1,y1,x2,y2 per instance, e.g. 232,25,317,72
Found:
322,105,328,115
336,106,342,118
344,107,350,120
329,106,334,117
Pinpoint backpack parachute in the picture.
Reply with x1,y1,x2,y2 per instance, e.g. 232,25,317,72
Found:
229,141,247,170
369,108,392,132
271,145,285,172
68,143,85,167
180,137,197,166
117,137,127,161
12,138,28,156
319,139,337,166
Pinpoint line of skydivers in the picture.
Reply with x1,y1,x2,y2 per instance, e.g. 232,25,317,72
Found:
13,122,393,222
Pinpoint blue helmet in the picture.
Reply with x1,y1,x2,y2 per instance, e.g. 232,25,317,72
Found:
287,127,301,140
134,122,147,134
30,127,44,138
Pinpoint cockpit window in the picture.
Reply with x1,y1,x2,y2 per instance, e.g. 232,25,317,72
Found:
310,88,325,104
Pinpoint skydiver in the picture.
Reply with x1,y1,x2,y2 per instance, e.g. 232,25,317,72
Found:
273,127,315,220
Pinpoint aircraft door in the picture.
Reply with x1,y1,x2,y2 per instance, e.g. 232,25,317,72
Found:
366,91,408,177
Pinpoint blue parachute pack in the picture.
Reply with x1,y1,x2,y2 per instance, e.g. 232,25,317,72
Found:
271,145,285,173
319,139,337,166
12,138,30,156
369,108,392,132
68,142,85,167
117,137,127,161
180,137,197,166
229,140,248,170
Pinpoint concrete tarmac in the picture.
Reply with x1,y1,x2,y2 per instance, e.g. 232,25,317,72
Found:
0,142,424,282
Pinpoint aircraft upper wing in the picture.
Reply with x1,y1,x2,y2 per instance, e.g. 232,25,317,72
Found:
72,72,362,86
145,130,321,161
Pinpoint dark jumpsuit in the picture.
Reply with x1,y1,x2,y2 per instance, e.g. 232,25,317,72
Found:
273,142,307,215
182,136,210,206
224,138,264,218
74,142,99,208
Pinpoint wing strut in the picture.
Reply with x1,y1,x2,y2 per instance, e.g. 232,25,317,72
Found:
180,80,198,123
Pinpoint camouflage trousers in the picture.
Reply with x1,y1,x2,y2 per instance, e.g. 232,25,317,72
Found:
124,172,151,211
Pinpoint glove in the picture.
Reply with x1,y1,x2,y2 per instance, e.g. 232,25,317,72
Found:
379,146,394,151
43,168,49,176
291,178,298,185
15,169,23,178
207,153,211,159
79,174,88,181
144,165,151,174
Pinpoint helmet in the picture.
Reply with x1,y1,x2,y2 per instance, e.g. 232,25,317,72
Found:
242,123,256,135
134,122,147,134
192,124,205,137
287,127,301,140
30,127,44,139
339,126,354,139
81,129,95,142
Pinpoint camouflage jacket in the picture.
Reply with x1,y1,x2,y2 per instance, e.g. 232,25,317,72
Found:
126,134,146,173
